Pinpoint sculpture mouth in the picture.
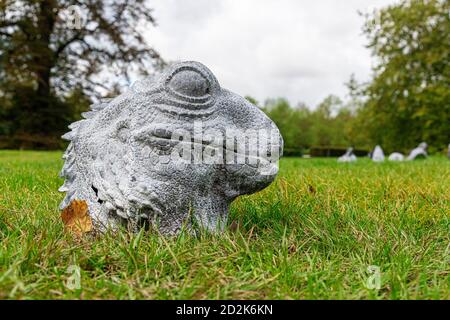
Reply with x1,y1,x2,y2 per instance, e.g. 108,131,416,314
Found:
135,127,280,166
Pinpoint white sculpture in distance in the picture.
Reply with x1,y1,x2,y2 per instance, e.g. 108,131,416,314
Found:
371,145,385,162
388,152,405,161
338,147,357,163
407,142,428,161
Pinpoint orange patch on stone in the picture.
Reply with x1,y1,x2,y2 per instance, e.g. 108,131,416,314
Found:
61,200,93,236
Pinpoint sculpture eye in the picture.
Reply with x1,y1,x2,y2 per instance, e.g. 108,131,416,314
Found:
168,69,211,97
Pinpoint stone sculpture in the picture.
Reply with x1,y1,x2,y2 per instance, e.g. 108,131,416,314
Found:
59,61,283,235
371,145,385,162
338,147,357,163
388,152,405,162
448,144,450,159
407,142,428,161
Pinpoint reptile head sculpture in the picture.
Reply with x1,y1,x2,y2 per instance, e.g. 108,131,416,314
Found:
59,61,283,235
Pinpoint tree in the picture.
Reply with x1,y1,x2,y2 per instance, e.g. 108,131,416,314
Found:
0,0,164,148
262,98,305,153
360,0,450,153
261,96,355,154
308,95,353,147
341,75,373,149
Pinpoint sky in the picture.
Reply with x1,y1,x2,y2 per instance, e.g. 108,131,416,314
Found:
143,0,398,108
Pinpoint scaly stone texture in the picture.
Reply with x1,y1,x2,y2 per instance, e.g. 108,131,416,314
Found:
59,61,283,235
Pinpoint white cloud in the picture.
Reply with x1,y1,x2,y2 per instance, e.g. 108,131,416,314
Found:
142,0,397,108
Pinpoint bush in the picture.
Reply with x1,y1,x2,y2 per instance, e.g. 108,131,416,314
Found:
310,146,369,158
283,148,303,157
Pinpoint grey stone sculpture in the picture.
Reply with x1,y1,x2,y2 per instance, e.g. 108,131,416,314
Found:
388,152,405,161
407,142,428,161
448,144,450,159
338,147,357,163
59,61,283,235
371,145,385,162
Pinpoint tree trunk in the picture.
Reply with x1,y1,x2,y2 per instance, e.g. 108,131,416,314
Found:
34,0,56,137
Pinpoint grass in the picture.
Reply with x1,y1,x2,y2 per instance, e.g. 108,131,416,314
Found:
0,150,449,299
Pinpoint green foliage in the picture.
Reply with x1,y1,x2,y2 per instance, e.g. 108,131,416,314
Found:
358,0,450,153
0,151,448,299
0,0,163,149
1,0,448,153
0,85,91,149
244,95,259,107
261,96,364,154
249,1,450,155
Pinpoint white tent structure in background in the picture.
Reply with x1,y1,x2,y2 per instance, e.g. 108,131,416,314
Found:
407,142,428,161
371,145,385,162
388,152,405,161
338,147,357,163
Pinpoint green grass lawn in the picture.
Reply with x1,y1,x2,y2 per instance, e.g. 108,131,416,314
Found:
0,150,449,299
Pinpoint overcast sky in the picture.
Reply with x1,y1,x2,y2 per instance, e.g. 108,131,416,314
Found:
143,0,398,108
